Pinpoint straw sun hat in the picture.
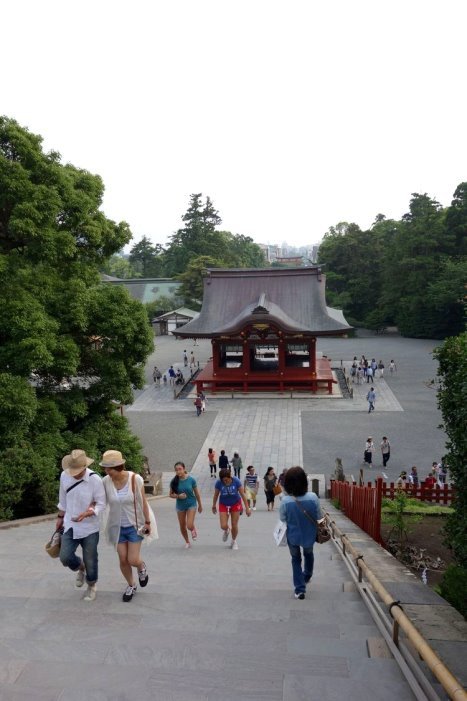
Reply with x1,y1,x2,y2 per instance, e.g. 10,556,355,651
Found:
61,449,94,476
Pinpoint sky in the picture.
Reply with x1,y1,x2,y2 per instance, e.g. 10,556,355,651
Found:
2,0,466,249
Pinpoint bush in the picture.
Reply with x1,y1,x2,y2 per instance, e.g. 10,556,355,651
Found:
437,565,467,619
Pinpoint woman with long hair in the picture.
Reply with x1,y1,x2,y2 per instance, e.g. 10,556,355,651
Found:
279,466,322,599
212,468,251,550
169,461,203,548
263,466,278,511
101,450,157,602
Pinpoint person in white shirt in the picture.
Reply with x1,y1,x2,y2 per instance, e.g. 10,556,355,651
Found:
57,449,106,602
101,450,157,602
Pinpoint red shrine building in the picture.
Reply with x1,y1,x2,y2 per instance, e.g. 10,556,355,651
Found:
175,267,351,394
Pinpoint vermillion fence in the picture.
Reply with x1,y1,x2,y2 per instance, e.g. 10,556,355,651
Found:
381,481,455,505
329,478,456,545
330,478,383,544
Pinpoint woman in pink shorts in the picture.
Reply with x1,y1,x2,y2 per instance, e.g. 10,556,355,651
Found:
212,468,251,550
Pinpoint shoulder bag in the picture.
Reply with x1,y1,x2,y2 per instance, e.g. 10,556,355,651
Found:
293,498,331,544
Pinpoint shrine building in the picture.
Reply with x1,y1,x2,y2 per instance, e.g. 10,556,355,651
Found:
175,267,351,394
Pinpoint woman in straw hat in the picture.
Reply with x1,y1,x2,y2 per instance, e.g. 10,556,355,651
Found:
101,450,157,602
57,449,106,602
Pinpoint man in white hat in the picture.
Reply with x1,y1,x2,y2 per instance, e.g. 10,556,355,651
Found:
56,449,106,601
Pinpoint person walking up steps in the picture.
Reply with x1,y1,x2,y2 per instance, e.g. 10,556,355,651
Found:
264,467,278,511
381,436,391,467
231,452,243,479
218,450,229,471
101,450,157,602
244,465,259,510
208,448,217,477
57,449,106,602
279,466,322,600
212,468,250,550
170,462,203,548
364,437,375,468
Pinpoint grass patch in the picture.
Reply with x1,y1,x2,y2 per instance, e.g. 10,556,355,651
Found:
382,498,453,516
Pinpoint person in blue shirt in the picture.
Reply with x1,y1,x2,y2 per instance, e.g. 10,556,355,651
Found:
212,468,251,550
170,462,203,549
279,466,322,599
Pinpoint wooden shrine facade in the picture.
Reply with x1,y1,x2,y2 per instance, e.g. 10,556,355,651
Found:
175,267,351,394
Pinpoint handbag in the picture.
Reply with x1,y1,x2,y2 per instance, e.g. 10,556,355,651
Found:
293,498,331,544
273,520,288,546
131,473,159,540
273,484,282,496
45,528,63,558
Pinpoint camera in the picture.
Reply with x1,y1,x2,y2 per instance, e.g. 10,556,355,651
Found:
138,525,150,536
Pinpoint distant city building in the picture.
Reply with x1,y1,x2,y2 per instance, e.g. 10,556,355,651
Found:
275,256,305,267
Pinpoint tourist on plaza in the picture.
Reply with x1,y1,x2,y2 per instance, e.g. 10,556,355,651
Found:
389,359,397,374
101,450,156,602
396,471,408,488
175,369,184,385
408,466,419,487
366,365,373,383
244,465,259,510
424,472,437,490
364,437,375,468
212,468,251,550
381,436,390,467
168,365,176,385
279,466,322,600
264,466,278,511
183,350,188,367
193,394,202,416
199,390,206,412
153,366,162,385
357,366,364,384
231,452,243,479
57,449,106,602
438,459,448,485
190,351,196,368
208,448,217,477
170,461,203,548
367,386,376,412
378,360,385,377
370,358,378,377
219,450,230,470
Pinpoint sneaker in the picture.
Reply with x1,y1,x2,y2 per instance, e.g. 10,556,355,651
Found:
122,585,136,602
75,567,85,589
222,528,230,542
83,584,97,601
184,542,191,549
252,506,256,511
231,540,239,551
138,563,148,587
191,526,198,541
294,592,305,600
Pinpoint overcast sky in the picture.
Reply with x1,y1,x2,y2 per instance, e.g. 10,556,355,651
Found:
2,0,466,248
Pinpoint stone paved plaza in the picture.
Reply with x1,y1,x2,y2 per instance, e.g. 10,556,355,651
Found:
0,331,452,700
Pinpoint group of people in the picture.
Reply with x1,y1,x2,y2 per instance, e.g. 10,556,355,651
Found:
350,356,397,384
57,449,323,602
57,449,156,603
364,436,391,468
397,460,449,489
168,459,321,598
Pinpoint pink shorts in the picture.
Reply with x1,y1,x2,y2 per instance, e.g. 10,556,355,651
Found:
219,501,242,513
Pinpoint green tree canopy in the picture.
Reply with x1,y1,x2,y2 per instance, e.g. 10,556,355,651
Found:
0,116,153,519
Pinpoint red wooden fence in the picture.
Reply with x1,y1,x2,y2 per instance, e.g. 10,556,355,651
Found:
381,481,455,505
329,478,456,545
330,478,383,544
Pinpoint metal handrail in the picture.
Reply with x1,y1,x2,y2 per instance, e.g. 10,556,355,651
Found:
325,513,467,701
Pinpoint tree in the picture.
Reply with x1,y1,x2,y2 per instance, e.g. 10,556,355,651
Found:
434,332,467,616
129,236,164,277
177,255,225,308
0,116,153,519
101,254,140,279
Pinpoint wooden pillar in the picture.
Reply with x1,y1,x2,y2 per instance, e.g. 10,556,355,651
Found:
309,337,316,375
212,339,219,372
243,341,250,372
278,338,286,373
